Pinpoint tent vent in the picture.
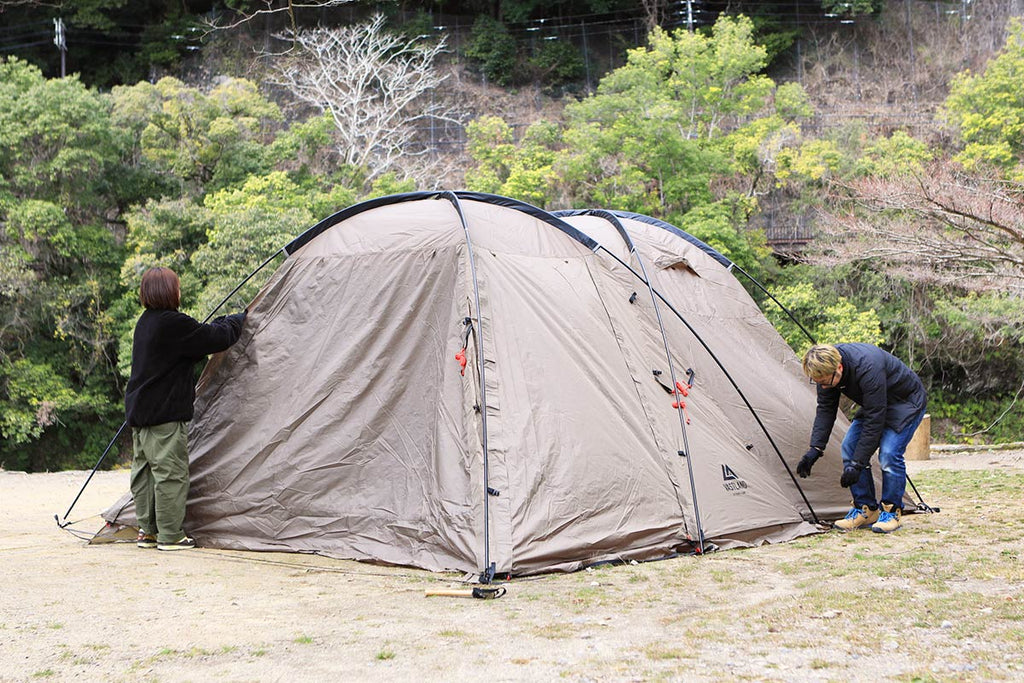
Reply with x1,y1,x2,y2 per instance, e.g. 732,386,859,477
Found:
629,291,638,304
487,487,501,497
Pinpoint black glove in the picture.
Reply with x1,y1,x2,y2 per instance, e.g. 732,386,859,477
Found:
796,448,821,478
840,465,862,488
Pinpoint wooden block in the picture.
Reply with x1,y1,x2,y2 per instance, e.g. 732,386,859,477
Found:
905,414,931,461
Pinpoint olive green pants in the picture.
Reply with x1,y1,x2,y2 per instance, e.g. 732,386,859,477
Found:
130,422,189,545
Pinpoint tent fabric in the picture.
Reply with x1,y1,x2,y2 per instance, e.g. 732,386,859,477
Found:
102,192,909,576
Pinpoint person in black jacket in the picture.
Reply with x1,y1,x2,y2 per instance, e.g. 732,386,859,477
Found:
125,267,246,551
795,343,927,533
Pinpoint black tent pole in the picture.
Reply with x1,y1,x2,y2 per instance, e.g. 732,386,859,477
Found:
55,422,127,528
589,210,707,552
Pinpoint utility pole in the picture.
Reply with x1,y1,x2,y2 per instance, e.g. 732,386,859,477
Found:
686,0,694,32
53,17,66,77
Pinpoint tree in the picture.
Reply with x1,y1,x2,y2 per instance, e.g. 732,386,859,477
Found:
0,58,126,470
817,162,1024,294
268,15,464,184
464,116,560,207
110,76,284,199
206,0,354,32
557,15,786,277
943,18,1024,179
762,280,883,356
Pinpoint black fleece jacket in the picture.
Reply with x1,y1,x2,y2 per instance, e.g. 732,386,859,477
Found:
125,309,245,427
810,343,927,468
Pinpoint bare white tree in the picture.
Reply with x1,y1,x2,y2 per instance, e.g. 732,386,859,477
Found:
268,15,465,182
204,0,355,33
814,163,1024,294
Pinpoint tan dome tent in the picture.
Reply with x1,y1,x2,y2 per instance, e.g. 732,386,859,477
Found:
99,191,916,579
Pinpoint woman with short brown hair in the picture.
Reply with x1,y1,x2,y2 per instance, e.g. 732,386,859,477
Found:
125,267,246,551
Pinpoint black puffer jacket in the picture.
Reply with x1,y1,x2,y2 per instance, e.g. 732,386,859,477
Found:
125,309,245,427
810,343,927,467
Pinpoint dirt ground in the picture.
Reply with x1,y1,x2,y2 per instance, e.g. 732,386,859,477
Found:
1,447,1022,682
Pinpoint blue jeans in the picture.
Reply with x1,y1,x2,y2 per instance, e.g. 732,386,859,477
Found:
841,410,925,510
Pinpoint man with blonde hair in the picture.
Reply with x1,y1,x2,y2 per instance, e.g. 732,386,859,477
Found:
797,343,927,533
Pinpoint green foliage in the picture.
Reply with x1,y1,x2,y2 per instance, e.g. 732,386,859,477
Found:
943,18,1024,178
857,131,934,177
465,117,560,206
464,16,519,87
762,281,884,355
0,59,119,213
928,390,1024,444
465,116,516,195
0,57,129,471
111,77,283,198
774,138,843,184
773,82,814,122
529,40,586,89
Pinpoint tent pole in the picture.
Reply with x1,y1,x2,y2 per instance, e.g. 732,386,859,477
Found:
596,248,823,524
442,192,496,583
590,211,707,552
55,421,127,528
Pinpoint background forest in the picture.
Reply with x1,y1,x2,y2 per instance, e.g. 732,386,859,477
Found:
1,0,1023,471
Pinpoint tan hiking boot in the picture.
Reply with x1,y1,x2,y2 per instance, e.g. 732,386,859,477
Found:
833,504,880,531
871,503,902,533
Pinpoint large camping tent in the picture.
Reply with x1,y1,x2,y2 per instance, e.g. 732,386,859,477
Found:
101,191,913,578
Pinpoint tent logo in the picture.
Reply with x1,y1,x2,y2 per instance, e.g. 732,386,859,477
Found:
722,464,749,493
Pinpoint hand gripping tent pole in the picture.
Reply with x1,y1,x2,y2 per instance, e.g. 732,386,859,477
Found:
579,209,707,552
55,247,287,533
554,209,822,525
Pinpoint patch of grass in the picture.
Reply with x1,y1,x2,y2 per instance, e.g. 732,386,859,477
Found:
531,622,577,640
570,586,604,609
643,645,691,661
293,635,314,645
707,567,736,587
30,670,54,679
375,648,396,660
438,628,468,638
46,623,63,630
